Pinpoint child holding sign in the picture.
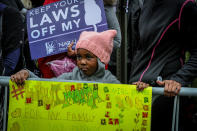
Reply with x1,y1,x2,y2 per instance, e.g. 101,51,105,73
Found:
11,30,119,83
11,30,148,89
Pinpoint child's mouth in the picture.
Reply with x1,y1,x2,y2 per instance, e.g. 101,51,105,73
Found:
81,68,88,71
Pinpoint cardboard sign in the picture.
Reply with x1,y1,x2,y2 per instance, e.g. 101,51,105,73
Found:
27,0,108,59
8,81,152,131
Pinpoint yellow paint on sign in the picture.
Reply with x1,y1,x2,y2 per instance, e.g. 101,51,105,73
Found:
8,80,152,131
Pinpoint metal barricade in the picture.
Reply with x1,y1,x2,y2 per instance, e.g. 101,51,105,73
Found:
1,76,197,131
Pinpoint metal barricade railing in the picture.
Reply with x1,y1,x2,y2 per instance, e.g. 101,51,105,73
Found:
1,76,197,131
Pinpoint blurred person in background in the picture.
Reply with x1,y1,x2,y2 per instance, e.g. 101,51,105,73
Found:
128,0,197,130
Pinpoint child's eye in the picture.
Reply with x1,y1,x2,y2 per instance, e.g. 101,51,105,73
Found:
86,54,93,60
76,55,81,60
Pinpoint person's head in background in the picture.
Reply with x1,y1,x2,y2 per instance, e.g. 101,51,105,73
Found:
75,30,117,76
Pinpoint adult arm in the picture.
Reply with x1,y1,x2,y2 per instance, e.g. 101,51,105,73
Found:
104,6,121,49
170,2,197,86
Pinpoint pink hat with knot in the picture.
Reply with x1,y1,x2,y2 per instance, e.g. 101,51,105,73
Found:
76,30,117,64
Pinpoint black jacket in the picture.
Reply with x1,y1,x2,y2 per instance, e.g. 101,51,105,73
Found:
128,0,197,86
1,6,24,56
0,11,3,75
0,0,24,11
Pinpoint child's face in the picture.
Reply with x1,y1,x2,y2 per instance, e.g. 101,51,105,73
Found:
76,48,98,76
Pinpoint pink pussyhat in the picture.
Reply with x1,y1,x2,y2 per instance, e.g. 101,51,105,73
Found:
76,30,117,64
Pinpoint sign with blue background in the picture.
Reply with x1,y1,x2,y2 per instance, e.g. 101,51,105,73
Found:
27,0,108,60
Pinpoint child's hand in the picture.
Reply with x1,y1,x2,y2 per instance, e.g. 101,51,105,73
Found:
156,80,181,97
10,69,29,85
133,81,149,91
67,42,76,57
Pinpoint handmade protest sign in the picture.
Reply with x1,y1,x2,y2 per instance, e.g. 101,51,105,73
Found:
27,0,108,59
8,81,152,131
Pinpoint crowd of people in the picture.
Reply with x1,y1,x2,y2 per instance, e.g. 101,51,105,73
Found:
1,0,197,130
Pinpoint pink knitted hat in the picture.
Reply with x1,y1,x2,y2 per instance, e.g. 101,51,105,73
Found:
76,30,117,64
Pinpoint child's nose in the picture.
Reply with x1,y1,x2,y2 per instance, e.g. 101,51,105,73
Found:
80,58,87,64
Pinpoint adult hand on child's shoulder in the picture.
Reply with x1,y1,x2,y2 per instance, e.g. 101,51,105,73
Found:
156,80,181,97
10,69,29,85
132,81,149,91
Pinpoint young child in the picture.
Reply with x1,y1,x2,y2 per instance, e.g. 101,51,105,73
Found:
11,30,120,84
10,30,149,90
37,0,121,78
